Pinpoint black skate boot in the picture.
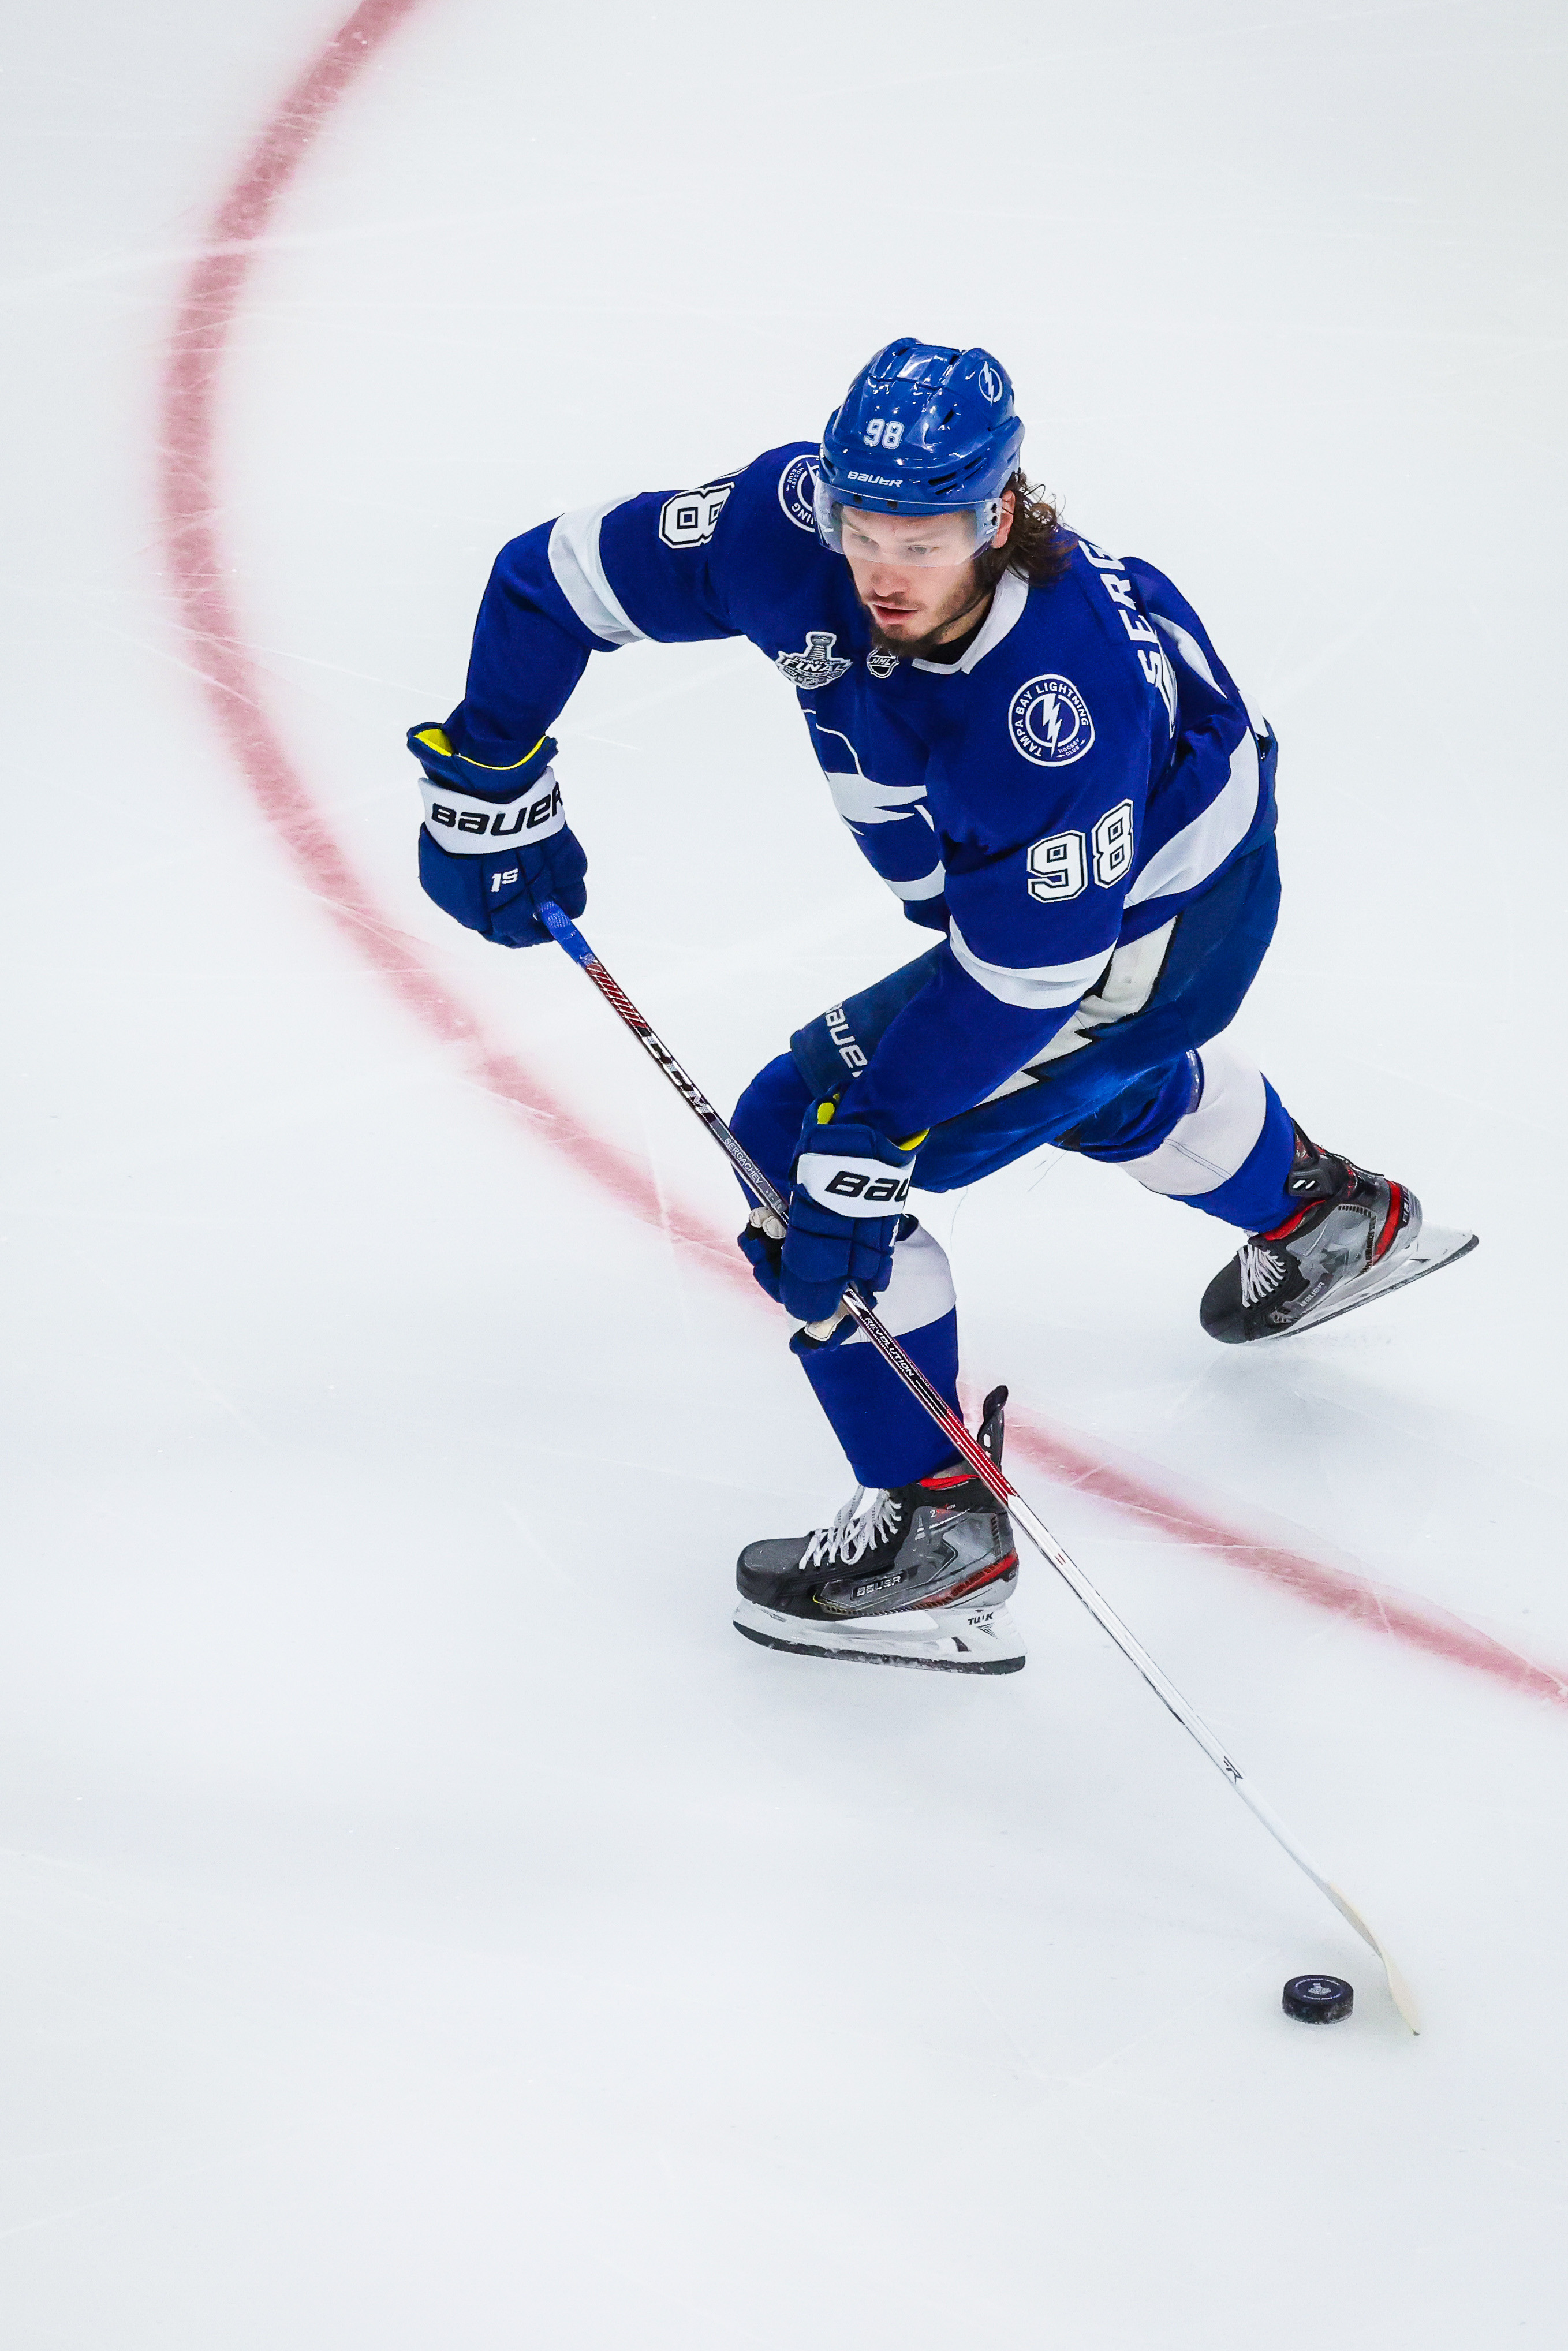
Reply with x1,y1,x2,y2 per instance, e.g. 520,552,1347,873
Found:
1200,1126,1477,1344
733,1387,1023,1673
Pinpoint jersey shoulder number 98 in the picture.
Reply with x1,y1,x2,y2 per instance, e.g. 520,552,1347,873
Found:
1027,800,1135,903
658,481,734,548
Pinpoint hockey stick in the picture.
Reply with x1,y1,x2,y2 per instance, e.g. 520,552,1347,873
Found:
538,899,1421,2034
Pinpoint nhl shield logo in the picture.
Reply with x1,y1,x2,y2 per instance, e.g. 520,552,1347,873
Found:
776,630,852,689
1008,673,1095,766
866,648,900,680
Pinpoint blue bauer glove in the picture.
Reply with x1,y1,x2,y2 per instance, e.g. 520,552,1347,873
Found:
408,723,587,947
776,1100,923,1330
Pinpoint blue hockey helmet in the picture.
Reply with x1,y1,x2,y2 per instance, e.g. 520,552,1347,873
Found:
815,338,1024,566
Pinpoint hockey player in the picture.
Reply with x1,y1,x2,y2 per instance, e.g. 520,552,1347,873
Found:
408,339,1472,1674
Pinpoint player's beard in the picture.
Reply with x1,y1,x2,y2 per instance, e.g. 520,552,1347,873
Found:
858,558,993,663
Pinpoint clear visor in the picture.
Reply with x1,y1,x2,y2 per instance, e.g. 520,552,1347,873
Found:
813,476,1001,569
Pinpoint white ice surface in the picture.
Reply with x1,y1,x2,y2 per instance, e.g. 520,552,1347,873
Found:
2,2,1566,2342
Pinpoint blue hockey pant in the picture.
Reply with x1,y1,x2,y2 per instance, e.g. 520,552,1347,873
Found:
731,837,1299,1491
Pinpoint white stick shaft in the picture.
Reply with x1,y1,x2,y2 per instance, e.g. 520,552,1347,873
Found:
1002,1487,1421,2033
542,902,1421,2035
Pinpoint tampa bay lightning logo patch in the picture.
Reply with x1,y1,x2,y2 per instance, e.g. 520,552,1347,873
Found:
777,455,817,532
1008,674,1095,766
776,630,851,688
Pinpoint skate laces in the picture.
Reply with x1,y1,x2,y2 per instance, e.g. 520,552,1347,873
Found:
801,1486,903,1568
1239,1244,1288,1308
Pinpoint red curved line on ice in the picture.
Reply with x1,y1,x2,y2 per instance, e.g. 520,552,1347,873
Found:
157,0,1567,1715
156,0,741,1289
1002,1410,1567,1708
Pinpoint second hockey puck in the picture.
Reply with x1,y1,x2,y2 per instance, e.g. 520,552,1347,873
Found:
1282,1973,1354,2024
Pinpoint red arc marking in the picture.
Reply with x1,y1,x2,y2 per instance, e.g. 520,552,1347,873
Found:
157,0,733,1279
157,0,1566,1714
1000,1409,1566,1708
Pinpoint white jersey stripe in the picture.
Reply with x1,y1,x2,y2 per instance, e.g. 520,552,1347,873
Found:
979,918,1177,1094
548,500,648,648
1150,609,1222,693
949,916,1111,1011
883,862,947,901
1124,727,1261,909
1152,609,1263,735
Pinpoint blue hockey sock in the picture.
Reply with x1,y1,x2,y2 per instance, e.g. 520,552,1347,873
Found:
796,1303,961,1491
1172,1079,1298,1230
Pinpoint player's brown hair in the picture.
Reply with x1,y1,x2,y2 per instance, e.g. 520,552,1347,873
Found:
982,469,1075,589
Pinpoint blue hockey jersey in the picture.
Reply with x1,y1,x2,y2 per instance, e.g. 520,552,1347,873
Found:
445,443,1274,1141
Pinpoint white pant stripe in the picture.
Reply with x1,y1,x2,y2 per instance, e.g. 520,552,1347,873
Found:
842,1223,955,1344
1118,1039,1267,1196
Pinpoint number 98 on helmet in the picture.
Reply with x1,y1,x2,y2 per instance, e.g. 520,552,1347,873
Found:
814,338,1025,569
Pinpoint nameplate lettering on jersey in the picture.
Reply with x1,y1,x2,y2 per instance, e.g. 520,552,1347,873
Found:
1078,539,1177,733
796,1150,913,1215
419,771,565,854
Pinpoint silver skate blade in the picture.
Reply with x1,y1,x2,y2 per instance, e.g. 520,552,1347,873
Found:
732,1595,1025,1674
1264,1225,1479,1341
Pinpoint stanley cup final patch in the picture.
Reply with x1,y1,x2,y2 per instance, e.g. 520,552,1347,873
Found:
1008,674,1095,765
776,630,852,689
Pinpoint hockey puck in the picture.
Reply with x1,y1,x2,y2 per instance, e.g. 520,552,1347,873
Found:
1282,1974,1354,2024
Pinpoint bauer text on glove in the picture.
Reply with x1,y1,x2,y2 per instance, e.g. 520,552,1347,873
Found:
778,1103,923,1330
408,722,587,947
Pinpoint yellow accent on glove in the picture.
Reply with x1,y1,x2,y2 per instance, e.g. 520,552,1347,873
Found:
414,727,548,772
813,1098,925,1150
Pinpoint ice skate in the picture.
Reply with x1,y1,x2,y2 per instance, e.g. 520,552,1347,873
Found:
733,1387,1023,1673
1200,1128,1477,1344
